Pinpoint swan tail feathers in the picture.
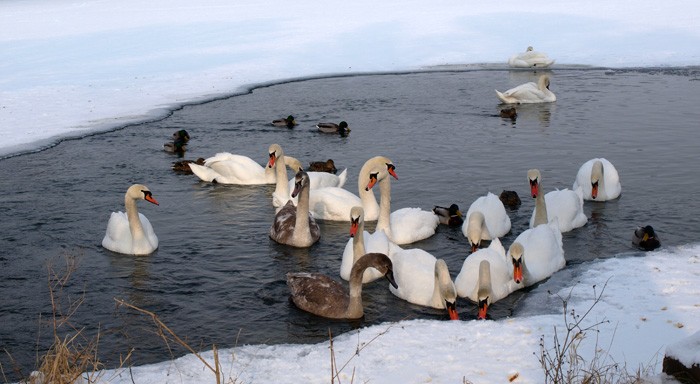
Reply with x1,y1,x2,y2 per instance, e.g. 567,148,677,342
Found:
188,163,219,182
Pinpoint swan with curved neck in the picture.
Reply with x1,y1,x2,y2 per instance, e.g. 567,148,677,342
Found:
495,75,556,104
102,184,160,255
455,238,522,319
462,192,511,252
367,162,439,244
389,250,459,320
270,170,320,248
272,154,348,208
287,252,398,319
507,220,565,287
306,156,392,221
528,169,587,232
340,206,390,283
189,143,285,185
573,158,621,201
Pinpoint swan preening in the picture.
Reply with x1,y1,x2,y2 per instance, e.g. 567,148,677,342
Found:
462,192,511,252
508,46,555,68
270,170,321,248
102,184,159,255
455,238,522,319
496,75,556,104
189,144,283,185
528,169,587,232
573,158,622,201
287,252,397,319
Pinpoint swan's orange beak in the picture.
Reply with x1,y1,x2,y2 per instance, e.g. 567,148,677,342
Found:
530,180,539,198
387,165,398,180
513,261,523,284
144,192,159,206
477,299,488,320
446,301,459,320
350,219,359,237
366,173,378,191
267,152,276,168
591,182,599,199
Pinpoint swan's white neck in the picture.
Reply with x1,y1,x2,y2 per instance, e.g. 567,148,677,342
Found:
533,183,548,227
352,218,367,264
375,175,392,236
477,260,492,303
125,194,146,242
273,152,289,200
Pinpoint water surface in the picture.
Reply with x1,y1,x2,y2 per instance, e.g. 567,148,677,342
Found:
1,67,699,377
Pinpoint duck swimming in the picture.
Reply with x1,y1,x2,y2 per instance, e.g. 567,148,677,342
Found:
164,129,190,153
633,225,660,251
432,204,464,226
308,159,338,174
272,115,297,128
317,121,350,136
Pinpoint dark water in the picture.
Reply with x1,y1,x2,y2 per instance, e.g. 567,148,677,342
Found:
1,67,700,379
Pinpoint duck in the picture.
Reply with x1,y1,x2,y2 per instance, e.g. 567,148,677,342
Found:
270,170,321,248
462,192,511,252
272,115,297,128
572,158,622,201
368,163,440,244
306,156,394,221
432,204,464,226
189,144,284,185
454,238,523,319
308,159,338,174
388,249,459,320
340,206,391,283
633,225,660,251
172,157,205,174
499,190,522,209
508,46,555,68
102,184,160,255
163,129,190,153
496,75,556,104
286,252,397,319
528,169,587,232
317,121,350,136
507,220,565,287
284,156,348,189
499,107,517,120
270,152,348,208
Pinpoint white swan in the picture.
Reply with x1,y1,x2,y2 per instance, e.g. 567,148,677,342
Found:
270,170,321,248
287,252,397,319
272,154,349,208
189,144,284,185
369,163,440,245
508,46,555,68
389,251,459,320
528,169,587,232
495,75,556,104
102,184,159,255
573,158,622,201
340,206,391,283
306,156,394,221
507,221,565,287
462,192,511,252
454,238,522,319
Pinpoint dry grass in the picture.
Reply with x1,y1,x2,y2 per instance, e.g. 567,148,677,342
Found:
539,280,658,384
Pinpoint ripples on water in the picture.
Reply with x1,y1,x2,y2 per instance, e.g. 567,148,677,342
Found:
1,67,699,376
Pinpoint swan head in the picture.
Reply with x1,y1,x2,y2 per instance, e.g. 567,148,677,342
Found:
126,184,159,206
435,259,459,320
267,143,284,168
365,157,398,190
284,156,303,172
590,160,604,199
349,206,364,237
467,211,488,253
538,75,551,90
476,260,492,320
527,169,541,198
290,170,310,198
355,253,398,289
508,242,525,284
